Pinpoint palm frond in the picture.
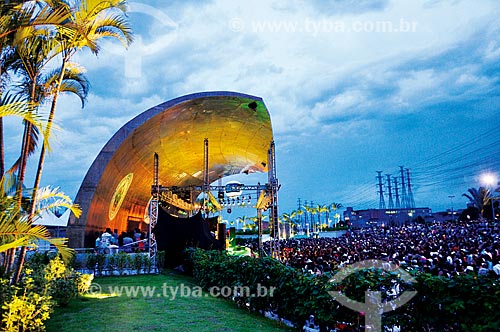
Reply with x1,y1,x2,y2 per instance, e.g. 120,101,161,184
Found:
73,0,133,54
6,122,42,176
35,186,82,218
0,188,76,262
0,1,72,39
0,101,42,124
42,63,89,107
93,13,133,47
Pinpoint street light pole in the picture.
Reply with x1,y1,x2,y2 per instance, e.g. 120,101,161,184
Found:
448,195,455,222
490,193,496,222
481,173,497,222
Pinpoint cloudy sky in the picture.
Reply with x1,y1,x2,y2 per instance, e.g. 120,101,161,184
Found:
5,0,500,215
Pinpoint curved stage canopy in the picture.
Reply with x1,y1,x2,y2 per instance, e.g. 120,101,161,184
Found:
66,91,274,248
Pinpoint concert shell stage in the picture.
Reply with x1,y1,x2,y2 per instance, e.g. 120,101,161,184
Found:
66,91,274,248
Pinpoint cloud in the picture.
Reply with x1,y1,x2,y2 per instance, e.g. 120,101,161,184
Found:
5,0,500,213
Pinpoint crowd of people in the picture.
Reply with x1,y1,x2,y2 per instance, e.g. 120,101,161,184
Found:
94,227,148,253
263,221,500,278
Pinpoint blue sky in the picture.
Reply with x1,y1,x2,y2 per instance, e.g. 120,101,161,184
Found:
5,0,500,216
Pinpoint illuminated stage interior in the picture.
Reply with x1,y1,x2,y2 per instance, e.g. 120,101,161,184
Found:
66,91,276,248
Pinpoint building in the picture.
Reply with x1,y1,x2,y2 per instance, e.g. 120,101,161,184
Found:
343,206,465,228
343,207,433,228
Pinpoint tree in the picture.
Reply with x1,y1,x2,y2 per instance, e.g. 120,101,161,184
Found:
7,29,61,208
0,0,70,177
0,182,80,267
295,208,304,231
236,215,249,231
317,204,329,230
462,187,490,218
6,28,66,284
458,206,480,222
30,64,89,209
0,99,48,277
303,204,314,234
288,210,298,232
0,0,132,284
11,65,89,284
330,202,343,227
31,0,133,207
280,212,292,239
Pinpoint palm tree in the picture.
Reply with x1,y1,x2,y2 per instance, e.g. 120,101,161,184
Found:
317,204,329,230
236,215,249,231
31,0,133,206
281,212,292,239
3,0,132,282
463,187,491,219
8,28,60,208
1,0,78,181
295,208,304,232
289,210,298,234
308,206,318,233
0,2,72,281
0,100,48,276
0,1,71,40
30,64,89,211
5,32,61,284
330,202,343,227
0,0,70,177
246,217,258,231
304,204,314,234
0,181,80,268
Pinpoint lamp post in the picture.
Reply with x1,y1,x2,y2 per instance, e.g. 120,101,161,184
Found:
448,195,455,222
481,173,497,221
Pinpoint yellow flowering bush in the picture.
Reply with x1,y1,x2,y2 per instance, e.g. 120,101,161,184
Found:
1,268,52,331
1,253,93,331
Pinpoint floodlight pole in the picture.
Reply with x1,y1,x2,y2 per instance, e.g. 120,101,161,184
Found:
268,141,280,259
149,153,160,268
257,207,263,257
203,138,210,215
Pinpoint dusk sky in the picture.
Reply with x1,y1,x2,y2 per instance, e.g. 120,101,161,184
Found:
4,0,500,216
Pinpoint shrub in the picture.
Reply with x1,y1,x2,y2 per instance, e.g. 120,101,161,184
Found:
95,253,106,276
1,253,94,332
85,253,97,274
185,248,500,331
76,273,94,295
50,278,78,307
1,291,52,332
114,251,129,275
132,254,143,274
0,278,15,322
1,269,52,331
143,255,154,274
156,251,165,273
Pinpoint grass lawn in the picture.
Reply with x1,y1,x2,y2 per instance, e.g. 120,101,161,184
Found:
46,271,291,332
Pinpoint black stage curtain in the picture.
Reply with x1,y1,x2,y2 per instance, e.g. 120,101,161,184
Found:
153,207,223,268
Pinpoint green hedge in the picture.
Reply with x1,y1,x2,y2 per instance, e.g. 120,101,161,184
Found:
186,249,500,331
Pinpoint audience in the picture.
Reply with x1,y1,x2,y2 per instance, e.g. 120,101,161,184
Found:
263,220,500,278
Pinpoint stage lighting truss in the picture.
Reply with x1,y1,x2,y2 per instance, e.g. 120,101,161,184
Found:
157,184,271,213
